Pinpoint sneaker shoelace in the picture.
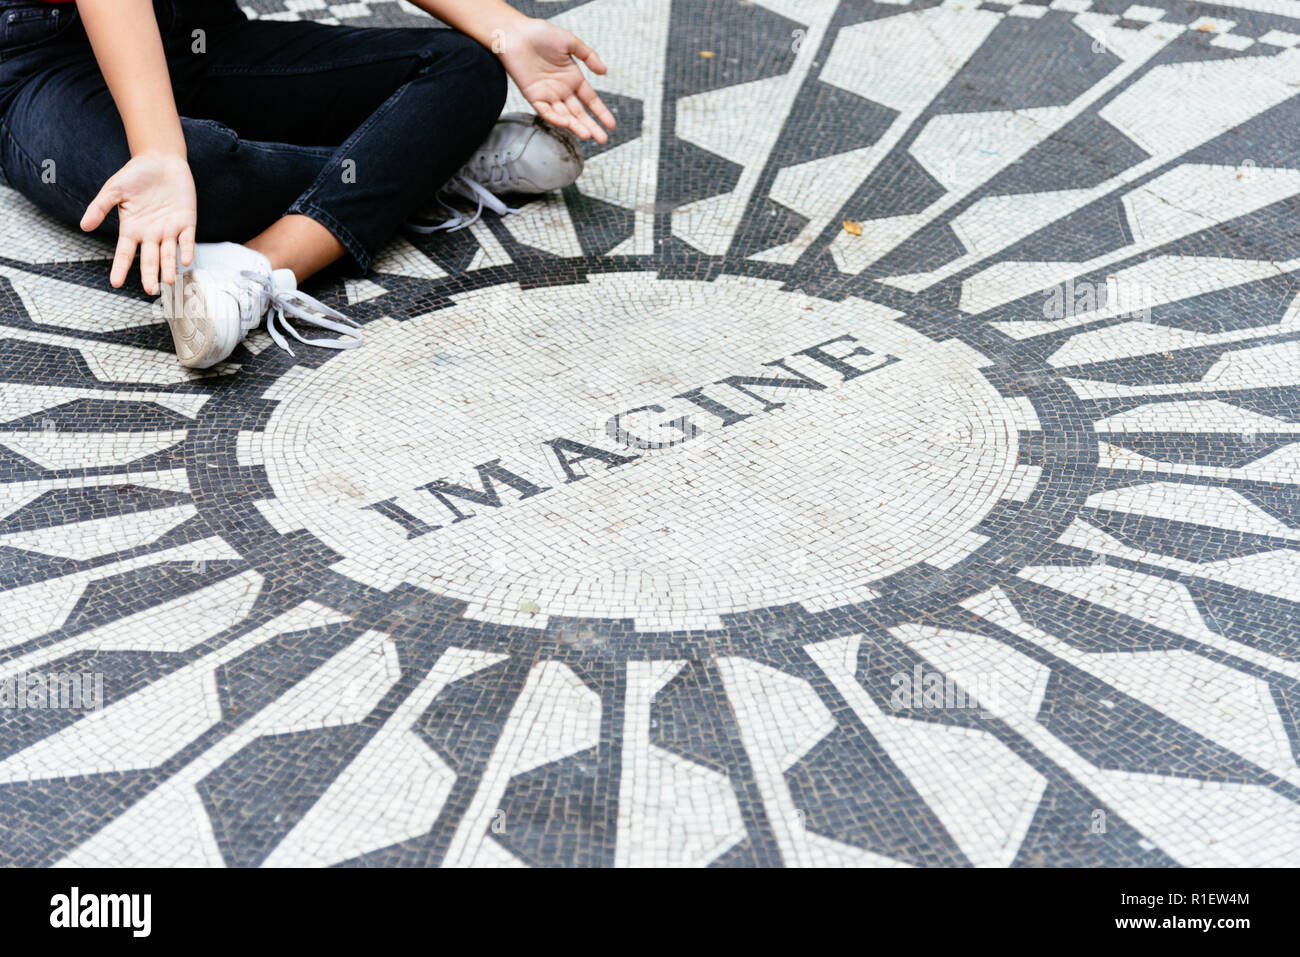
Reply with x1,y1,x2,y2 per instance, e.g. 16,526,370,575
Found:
428,152,522,231
240,269,364,358
469,151,521,191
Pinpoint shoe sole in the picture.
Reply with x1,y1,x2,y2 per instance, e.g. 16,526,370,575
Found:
161,270,241,369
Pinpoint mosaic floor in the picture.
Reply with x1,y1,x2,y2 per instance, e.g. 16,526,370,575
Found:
2,0,1299,868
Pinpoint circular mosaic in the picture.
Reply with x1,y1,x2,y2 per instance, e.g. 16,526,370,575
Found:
239,272,1039,628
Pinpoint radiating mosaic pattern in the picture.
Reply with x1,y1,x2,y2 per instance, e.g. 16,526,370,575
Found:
2,0,1300,867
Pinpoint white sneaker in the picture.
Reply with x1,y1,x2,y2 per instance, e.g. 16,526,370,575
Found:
407,113,584,234
159,242,363,368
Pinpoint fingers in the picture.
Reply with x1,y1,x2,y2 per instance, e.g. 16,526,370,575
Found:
84,156,199,293
558,96,589,139
567,33,607,75
139,240,160,296
178,226,196,268
531,99,565,129
577,80,617,132
534,95,608,144
109,235,137,289
159,236,178,288
80,182,122,232
533,98,580,138
565,94,605,144
561,32,614,141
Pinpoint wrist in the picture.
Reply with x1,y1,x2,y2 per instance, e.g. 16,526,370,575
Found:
476,11,535,56
130,139,187,162
125,113,187,161
131,144,189,167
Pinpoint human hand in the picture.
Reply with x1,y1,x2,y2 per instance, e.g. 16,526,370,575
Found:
80,151,197,294
495,17,616,144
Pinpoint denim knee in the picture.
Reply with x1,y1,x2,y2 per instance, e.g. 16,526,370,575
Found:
466,40,508,121
418,31,507,128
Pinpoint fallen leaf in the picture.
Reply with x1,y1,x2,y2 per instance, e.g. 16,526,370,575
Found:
699,50,715,58
520,600,541,615
1197,22,1214,31
842,219,863,236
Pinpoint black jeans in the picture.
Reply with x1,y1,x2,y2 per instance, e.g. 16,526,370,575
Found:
0,0,507,271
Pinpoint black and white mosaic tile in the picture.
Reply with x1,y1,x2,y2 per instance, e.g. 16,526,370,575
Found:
2,0,1300,867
